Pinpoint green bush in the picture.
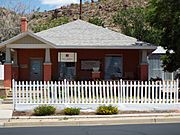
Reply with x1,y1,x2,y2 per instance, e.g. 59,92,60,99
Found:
34,105,56,116
64,107,80,115
88,17,104,26
96,105,118,115
0,96,5,99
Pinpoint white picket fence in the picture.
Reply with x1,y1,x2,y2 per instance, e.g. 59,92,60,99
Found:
13,79,179,107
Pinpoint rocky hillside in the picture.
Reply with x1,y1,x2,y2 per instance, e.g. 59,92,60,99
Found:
0,0,149,43
0,7,21,42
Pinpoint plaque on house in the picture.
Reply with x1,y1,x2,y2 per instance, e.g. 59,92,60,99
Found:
58,52,77,62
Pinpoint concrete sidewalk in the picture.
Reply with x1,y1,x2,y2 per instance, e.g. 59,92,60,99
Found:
3,113,180,128
0,104,13,120
0,104,13,127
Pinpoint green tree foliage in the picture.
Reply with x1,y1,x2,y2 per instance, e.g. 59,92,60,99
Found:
32,17,69,33
113,7,161,45
147,0,180,72
88,17,104,27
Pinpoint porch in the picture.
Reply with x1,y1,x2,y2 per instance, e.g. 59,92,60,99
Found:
13,79,180,111
4,48,150,88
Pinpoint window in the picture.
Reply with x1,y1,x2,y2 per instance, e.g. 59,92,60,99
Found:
81,60,100,71
105,56,123,80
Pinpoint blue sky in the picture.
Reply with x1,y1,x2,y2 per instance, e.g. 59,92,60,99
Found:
0,0,97,12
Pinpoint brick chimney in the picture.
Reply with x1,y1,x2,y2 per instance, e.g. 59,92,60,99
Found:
21,17,28,32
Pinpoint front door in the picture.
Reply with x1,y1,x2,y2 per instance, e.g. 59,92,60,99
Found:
105,56,123,80
59,62,76,80
30,59,43,81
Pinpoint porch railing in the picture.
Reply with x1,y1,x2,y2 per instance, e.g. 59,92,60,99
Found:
12,79,179,105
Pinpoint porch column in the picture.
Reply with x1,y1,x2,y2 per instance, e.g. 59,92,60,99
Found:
4,48,12,88
140,50,148,81
44,48,52,81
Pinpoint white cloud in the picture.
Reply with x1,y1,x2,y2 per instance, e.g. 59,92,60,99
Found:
40,0,79,6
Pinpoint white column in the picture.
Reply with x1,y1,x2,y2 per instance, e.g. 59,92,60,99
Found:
141,50,148,64
5,48,11,63
45,48,51,63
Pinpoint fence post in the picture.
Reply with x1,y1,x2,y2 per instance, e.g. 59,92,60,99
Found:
120,79,123,103
117,81,120,103
176,79,179,103
12,79,15,110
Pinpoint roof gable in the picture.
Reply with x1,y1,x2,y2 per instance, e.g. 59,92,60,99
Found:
0,31,55,48
11,35,44,44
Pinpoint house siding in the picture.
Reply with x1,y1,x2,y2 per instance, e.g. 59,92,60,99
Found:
51,49,140,80
15,49,140,81
17,49,45,81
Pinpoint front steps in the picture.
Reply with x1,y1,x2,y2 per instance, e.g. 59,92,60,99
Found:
0,80,13,104
2,98,13,104
2,89,13,104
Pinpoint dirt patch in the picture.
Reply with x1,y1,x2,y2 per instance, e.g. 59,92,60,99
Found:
13,111,34,116
13,110,177,116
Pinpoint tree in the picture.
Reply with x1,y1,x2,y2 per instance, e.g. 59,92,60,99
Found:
113,7,161,45
147,0,180,72
32,17,69,33
88,17,104,26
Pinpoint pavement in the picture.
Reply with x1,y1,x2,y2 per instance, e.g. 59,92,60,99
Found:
0,104,180,128
0,104,13,119
3,113,180,128
0,104,13,127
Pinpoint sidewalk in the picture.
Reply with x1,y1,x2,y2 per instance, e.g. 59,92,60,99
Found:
0,104,13,120
3,113,180,127
0,104,13,127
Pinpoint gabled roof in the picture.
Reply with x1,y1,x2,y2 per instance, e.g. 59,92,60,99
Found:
0,20,156,50
36,20,156,49
0,31,56,48
152,46,174,54
152,46,166,54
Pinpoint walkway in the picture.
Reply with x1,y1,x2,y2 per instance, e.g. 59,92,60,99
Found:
0,104,13,121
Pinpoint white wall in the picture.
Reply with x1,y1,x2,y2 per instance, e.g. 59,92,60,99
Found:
0,65,4,80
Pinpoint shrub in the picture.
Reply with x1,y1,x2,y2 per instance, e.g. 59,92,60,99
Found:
34,105,56,116
64,107,80,115
96,105,118,115
88,17,104,26
0,96,5,99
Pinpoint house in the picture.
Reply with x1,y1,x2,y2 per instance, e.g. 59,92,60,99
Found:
0,17,156,88
148,46,176,80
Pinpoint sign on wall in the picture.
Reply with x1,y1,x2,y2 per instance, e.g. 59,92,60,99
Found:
58,52,77,62
81,60,100,70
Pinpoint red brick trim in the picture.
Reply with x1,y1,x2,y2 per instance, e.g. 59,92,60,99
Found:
139,63,148,81
43,63,52,81
4,63,12,88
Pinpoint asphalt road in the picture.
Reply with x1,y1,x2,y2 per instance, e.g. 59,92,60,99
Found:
0,123,180,135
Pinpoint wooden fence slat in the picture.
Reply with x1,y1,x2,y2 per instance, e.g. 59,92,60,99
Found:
126,81,129,103
96,81,99,103
103,81,106,103
134,81,137,103
176,80,179,103
117,81,120,103
159,81,162,103
58,81,61,103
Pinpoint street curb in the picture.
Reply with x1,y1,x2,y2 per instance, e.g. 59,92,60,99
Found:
12,113,180,119
4,115,180,128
